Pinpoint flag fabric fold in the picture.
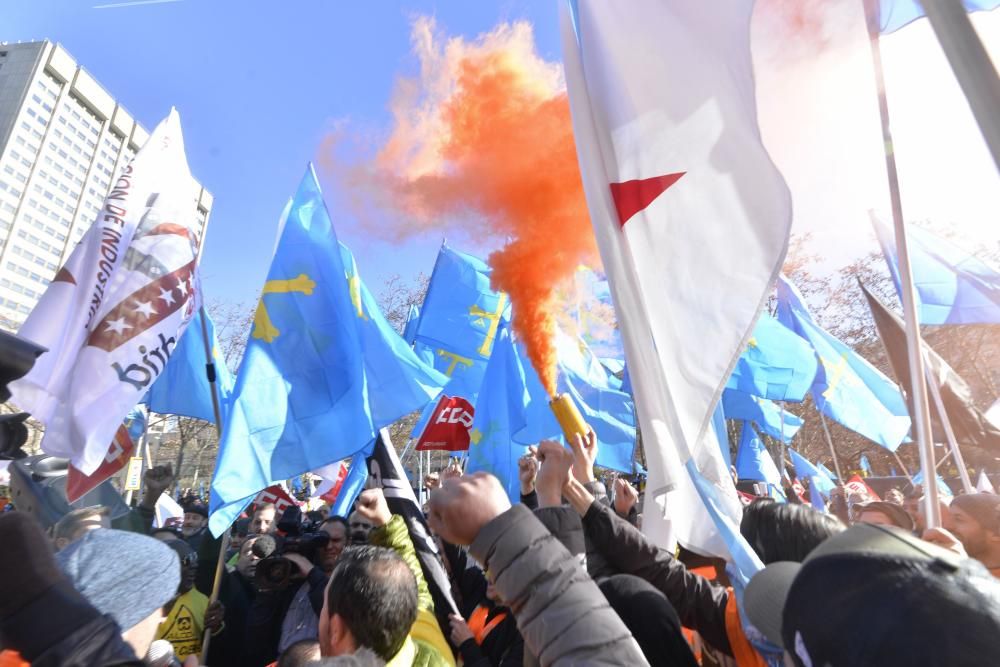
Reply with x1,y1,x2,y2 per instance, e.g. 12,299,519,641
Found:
722,390,803,443
142,309,234,424
776,275,911,451
11,109,203,475
208,165,445,535
860,281,1000,453
727,315,818,402
789,449,836,498
872,217,1000,324
560,0,792,562
734,422,782,489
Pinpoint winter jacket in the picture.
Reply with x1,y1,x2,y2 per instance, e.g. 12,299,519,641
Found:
581,499,767,666
469,503,648,666
369,515,455,667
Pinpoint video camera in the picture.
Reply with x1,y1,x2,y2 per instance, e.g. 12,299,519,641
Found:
253,505,329,591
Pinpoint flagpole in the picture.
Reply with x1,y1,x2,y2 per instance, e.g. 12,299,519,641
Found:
818,410,845,482
925,364,974,493
919,0,1000,172
891,450,914,483
863,0,940,528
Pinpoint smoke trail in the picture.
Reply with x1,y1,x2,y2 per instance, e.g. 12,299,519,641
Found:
324,18,596,395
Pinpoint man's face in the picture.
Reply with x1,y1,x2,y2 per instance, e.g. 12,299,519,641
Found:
948,504,991,558
181,512,206,538
236,537,261,580
349,511,373,544
251,507,276,534
319,522,348,574
177,548,198,594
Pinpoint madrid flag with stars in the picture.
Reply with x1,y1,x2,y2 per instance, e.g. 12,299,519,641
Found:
560,0,792,559
11,109,203,476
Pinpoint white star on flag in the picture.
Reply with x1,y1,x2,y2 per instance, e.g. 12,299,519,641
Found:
133,300,156,319
104,317,132,335
158,286,176,306
176,280,188,298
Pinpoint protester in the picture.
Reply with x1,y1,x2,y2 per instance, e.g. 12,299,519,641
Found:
318,516,350,574
740,498,845,564
252,502,279,535
428,468,647,664
317,487,453,665
852,500,915,532
744,522,1000,666
613,476,640,525
348,509,373,544
154,538,225,661
152,526,184,542
0,513,168,665
884,487,905,505
275,639,322,667
181,502,210,549
51,505,111,550
206,534,262,666
947,493,1000,577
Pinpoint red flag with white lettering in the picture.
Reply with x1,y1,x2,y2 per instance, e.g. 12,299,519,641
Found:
415,395,475,451
845,474,881,502
254,484,300,515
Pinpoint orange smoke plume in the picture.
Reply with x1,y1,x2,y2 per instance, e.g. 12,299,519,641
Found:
326,18,596,395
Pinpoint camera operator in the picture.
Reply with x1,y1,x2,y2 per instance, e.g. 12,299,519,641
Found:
244,508,350,666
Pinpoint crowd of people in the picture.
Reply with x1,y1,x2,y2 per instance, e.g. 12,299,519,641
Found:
1,430,1000,666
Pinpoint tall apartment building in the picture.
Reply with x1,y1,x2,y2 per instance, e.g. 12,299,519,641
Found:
0,40,212,330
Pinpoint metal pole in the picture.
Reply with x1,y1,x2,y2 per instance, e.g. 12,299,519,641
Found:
919,0,1000,172
863,0,940,527
818,410,845,482
778,403,789,482
925,364,974,493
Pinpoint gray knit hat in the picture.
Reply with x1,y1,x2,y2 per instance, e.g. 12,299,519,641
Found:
56,528,180,632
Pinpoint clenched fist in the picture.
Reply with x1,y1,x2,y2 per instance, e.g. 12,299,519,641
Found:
427,473,511,546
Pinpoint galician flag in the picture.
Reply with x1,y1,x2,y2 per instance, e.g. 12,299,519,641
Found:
11,110,203,475
560,0,791,565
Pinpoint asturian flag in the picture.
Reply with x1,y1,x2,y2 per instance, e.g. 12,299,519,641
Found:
10,110,202,475
561,0,791,568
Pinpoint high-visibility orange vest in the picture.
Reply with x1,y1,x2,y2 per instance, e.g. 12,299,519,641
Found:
466,605,508,645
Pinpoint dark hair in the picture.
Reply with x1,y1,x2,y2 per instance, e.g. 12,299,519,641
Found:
322,515,350,534
325,545,418,660
277,639,320,667
740,498,844,564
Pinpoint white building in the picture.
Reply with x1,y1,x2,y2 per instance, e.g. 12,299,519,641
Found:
0,40,212,330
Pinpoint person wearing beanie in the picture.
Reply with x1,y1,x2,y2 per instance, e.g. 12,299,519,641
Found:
56,526,181,659
0,513,150,666
182,502,210,549
948,493,1000,577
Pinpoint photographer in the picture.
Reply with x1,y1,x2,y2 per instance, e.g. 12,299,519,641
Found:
244,508,350,666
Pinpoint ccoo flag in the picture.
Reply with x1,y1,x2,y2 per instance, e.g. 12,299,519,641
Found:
12,110,203,475
208,166,445,535
560,0,792,564
142,309,234,424
727,314,818,402
872,216,1000,324
877,0,1000,34
776,275,911,451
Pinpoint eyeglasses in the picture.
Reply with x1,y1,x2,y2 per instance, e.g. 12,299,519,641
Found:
180,552,198,567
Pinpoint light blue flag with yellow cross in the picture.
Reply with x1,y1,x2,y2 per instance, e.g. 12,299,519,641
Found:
208,165,446,535
776,275,910,452
726,314,817,402
411,244,510,434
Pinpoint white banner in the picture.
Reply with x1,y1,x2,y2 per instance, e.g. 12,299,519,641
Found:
11,109,202,475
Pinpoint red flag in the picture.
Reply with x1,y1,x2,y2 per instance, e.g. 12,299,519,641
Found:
66,425,134,503
415,395,474,452
254,484,299,515
845,475,881,502
318,462,349,505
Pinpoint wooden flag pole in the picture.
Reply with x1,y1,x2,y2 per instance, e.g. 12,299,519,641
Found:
863,0,941,527
818,410,845,483
919,0,1000,172
197,304,229,662
891,450,914,483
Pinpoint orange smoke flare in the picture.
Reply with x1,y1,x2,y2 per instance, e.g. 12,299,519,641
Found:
326,19,596,395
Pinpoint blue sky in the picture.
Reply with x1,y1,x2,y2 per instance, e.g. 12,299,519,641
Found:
2,0,563,306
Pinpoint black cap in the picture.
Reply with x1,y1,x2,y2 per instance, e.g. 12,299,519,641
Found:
184,503,208,518
744,523,1000,666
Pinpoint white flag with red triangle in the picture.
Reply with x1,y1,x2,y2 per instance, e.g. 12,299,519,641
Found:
11,109,203,475
560,0,792,560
